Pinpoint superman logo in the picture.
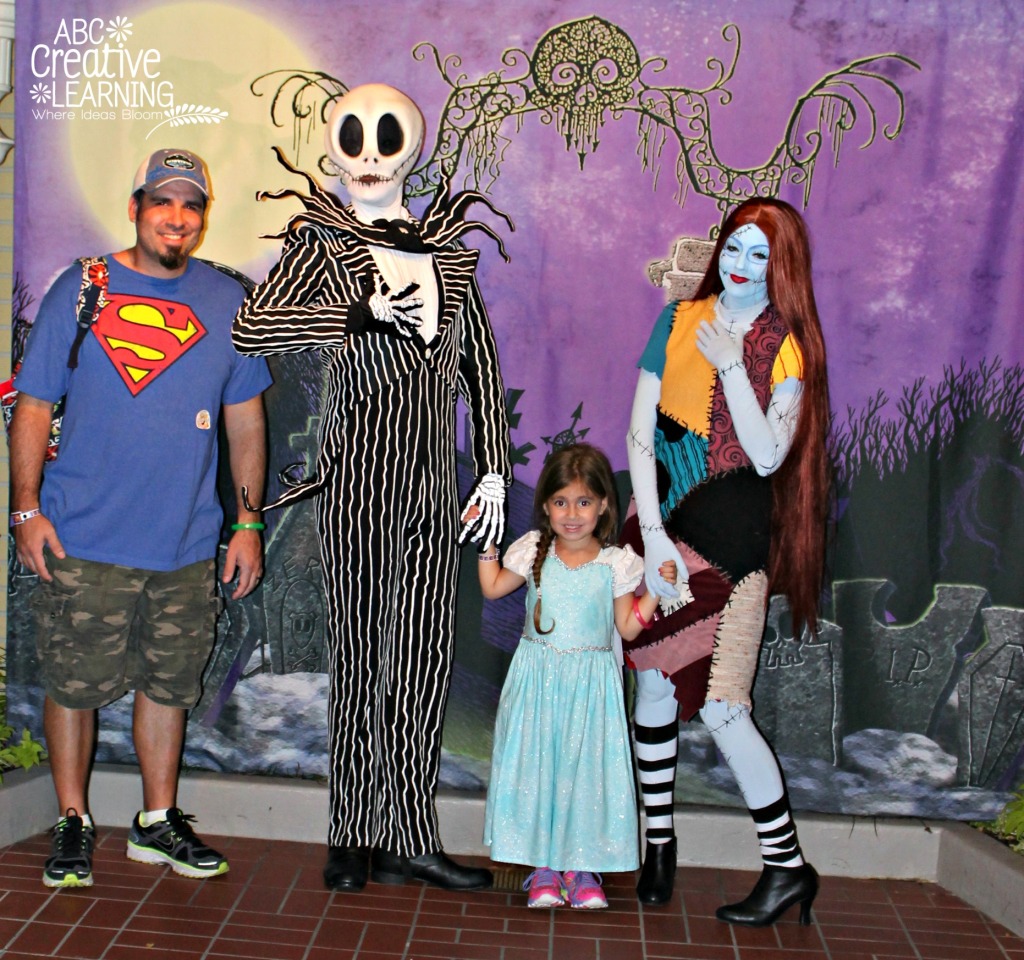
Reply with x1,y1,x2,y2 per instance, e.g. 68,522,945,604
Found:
92,294,207,395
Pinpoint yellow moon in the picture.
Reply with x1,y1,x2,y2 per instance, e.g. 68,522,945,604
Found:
67,2,331,281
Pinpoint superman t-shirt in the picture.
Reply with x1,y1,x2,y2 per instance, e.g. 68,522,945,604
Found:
16,256,272,571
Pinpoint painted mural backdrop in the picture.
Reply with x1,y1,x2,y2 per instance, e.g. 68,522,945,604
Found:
9,0,1024,823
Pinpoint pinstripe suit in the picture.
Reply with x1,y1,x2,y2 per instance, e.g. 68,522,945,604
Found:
233,163,510,856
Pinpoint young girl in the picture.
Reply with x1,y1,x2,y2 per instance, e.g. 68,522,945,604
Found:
474,443,676,909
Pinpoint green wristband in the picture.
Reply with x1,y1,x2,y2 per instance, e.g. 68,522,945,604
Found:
231,522,266,531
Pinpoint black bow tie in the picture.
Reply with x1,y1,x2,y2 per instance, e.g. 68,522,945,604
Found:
371,218,429,254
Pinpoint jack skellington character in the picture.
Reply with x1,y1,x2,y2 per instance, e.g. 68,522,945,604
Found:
234,83,512,892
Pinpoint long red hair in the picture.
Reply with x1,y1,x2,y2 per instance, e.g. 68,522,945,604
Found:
694,198,831,635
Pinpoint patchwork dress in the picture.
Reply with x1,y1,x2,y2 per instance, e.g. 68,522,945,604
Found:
621,295,804,718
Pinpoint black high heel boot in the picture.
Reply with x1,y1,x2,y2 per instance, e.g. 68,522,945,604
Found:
715,863,818,926
636,838,677,904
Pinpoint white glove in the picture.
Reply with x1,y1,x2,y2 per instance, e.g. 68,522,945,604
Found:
641,527,691,602
627,369,689,601
459,472,506,546
367,274,424,338
695,318,743,373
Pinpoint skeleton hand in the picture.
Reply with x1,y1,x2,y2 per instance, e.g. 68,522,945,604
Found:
459,473,506,547
366,274,424,338
696,319,743,374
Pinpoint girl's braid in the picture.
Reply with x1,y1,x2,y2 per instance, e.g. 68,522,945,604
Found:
531,526,556,635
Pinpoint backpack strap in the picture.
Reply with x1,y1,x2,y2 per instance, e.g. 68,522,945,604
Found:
68,257,110,369
196,257,255,293
63,257,253,370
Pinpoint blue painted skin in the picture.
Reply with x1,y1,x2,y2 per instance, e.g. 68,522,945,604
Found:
718,223,770,311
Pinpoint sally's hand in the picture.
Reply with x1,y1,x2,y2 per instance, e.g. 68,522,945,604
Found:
695,319,743,373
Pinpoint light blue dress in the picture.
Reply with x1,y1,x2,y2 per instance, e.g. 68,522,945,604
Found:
484,531,642,872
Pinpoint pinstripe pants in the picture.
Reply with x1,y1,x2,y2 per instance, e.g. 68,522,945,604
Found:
318,363,458,857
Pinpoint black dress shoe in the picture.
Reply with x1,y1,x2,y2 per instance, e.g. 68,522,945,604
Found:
637,838,677,904
371,849,493,890
323,846,370,891
715,863,819,926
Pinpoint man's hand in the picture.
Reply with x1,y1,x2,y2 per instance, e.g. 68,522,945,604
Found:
222,529,263,600
459,473,506,547
13,513,65,582
9,394,63,581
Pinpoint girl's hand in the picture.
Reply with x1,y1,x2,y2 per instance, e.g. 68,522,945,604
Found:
658,559,678,586
462,504,498,555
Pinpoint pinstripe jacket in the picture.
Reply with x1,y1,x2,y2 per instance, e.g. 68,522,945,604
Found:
233,155,512,509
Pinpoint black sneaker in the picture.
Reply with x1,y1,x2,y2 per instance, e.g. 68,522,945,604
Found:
43,809,95,888
126,808,228,879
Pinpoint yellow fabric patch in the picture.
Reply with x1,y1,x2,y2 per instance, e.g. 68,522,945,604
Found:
658,298,718,436
772,331,804,382
657,297,805,436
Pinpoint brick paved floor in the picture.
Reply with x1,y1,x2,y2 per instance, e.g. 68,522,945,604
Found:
2,828,1023,959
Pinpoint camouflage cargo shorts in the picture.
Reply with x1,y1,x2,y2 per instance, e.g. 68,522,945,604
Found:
31,554,219,710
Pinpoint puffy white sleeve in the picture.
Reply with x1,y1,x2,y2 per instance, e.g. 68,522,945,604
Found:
503,530,541,578
609,544,644,597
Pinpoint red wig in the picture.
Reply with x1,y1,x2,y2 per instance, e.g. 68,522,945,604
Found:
694,198,831,635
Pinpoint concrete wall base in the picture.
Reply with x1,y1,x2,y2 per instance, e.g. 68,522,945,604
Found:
0,765,53,848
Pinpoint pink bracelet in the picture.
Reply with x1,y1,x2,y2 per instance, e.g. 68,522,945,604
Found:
632,596,653,630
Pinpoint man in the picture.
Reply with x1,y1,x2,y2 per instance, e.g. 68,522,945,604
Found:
234,84,510,892
9,148,272,889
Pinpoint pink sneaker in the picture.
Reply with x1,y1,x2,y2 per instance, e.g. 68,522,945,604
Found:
523,867,565,907
562,870,607,909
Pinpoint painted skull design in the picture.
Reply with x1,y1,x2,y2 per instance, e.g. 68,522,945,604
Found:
324,83,425,209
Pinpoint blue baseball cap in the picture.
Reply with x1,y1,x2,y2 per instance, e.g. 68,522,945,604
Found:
132,148,211,198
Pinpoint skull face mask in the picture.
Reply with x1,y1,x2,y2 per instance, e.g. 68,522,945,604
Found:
325,83,425,213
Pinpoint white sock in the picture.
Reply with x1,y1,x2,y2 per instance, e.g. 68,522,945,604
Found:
139,808,170,827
